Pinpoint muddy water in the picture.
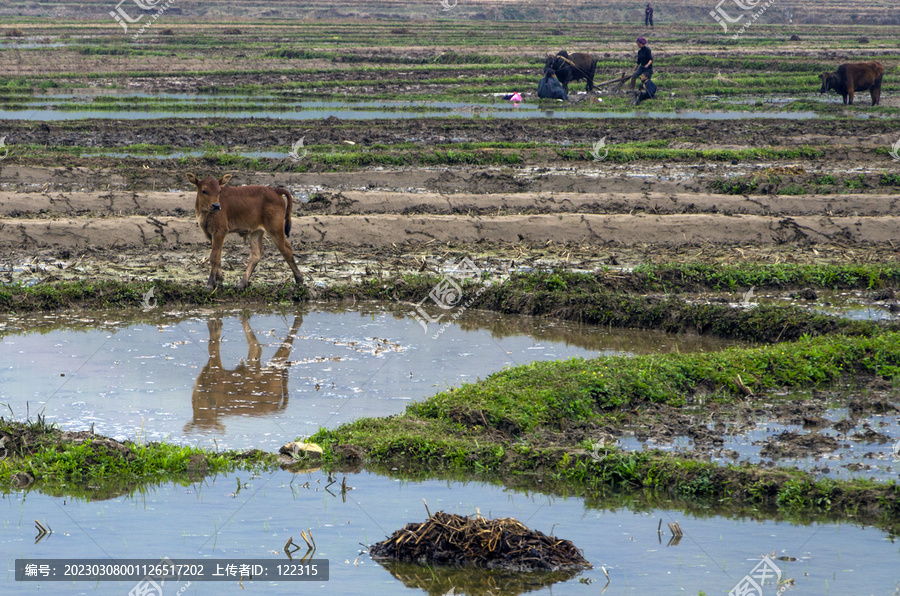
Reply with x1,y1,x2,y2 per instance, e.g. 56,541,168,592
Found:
688,288,900,322
618,405,900,483
0,303,742,451
15,92,826,120
4,469,900,595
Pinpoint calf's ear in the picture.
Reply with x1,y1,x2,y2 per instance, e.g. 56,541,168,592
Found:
186,172,200,186
219,174,232,186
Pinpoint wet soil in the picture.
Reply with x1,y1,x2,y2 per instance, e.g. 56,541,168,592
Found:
1,119,899,290
583,384,900,473
3,117,898,151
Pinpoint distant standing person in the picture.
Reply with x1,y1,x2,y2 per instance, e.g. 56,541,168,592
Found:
645,3,654,27
629,37,653,91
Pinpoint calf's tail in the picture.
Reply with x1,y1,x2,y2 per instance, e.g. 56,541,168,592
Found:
277,188,294,236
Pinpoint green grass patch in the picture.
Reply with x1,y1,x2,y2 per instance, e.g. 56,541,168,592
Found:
777,183,808,195
0,417,276,499
0,279,308,312
629,262,900,292
310,331,900,530
405,332,900,429
880,173,900,186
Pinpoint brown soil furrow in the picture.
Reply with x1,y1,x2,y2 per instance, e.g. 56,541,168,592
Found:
2,214,896,250
2,191,898,218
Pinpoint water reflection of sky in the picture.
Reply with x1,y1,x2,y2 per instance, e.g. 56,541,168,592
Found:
3,470,899,595
2,306,898,595
0,304,741,451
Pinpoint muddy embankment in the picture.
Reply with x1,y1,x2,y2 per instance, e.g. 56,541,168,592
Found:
2,162,899,249
1,116,898,297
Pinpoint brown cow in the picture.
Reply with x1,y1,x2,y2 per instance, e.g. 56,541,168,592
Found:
186,173,304,289
819,61,884,106
545,51,597,92
185,314,302,432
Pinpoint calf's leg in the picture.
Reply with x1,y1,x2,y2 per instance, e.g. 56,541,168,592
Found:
207,233,226,290
267,227,303,284
240,315,263,363
238,230,265,289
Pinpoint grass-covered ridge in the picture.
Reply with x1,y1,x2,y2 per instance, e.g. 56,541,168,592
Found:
0,417,277,500
627,262,900,292
311,332,900,532
341,331,900,434
3,265,899,341
0,279,309,313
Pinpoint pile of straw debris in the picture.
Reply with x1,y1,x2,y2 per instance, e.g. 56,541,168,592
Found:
370,510,591,572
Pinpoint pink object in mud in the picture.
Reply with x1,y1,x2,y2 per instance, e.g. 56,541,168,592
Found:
509,92,522,102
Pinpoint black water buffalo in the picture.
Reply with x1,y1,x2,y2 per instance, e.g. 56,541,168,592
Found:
819,61,884,106
545,51,597,92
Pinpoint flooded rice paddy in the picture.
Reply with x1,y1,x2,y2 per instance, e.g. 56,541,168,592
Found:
3,15,899,595
692,288,900,323
5,468,900,595
0,303,740,450
0,97,824,121
2,305,899,594
2,302,897,479
617,400,900,483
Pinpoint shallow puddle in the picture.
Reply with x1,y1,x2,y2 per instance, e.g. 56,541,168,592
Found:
0,303,742,451
618,405,900,483
689,288,900,322
4,469,900,595
723,93,847,106
2,305,898,594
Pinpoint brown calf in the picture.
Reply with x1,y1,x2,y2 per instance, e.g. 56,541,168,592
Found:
819,61,884,106
186,173,303,289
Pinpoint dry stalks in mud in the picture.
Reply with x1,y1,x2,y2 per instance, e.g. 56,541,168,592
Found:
369,510,592,572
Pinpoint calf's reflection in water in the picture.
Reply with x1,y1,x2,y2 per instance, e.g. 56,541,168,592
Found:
186,314,303,432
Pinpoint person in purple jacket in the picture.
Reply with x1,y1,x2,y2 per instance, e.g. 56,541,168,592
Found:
645,3,654,27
